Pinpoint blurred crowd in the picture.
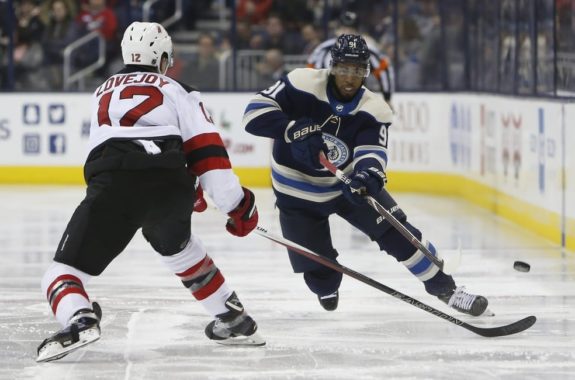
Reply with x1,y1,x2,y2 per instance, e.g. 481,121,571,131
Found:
1,0,575,94
0,0,190,89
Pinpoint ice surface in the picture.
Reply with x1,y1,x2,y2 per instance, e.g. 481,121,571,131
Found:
0,186,573,380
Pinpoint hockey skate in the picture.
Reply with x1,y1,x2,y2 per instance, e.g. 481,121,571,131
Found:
36,302,102,363
318,291,339,311
438,286,489,317
205,292,265,346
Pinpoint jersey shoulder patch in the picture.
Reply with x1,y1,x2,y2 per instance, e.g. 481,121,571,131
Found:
286,68,329,102
357,90,393,124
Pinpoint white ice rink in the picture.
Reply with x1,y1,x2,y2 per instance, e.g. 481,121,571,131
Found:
0,186,573,380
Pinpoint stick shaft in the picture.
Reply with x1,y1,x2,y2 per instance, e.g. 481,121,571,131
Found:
319,154,448,272
254,225,536,337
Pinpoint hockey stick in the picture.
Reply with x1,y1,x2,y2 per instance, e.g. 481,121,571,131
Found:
318,154,461,275
254,225,536,337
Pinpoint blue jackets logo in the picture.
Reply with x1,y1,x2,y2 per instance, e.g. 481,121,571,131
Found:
323,133,349,167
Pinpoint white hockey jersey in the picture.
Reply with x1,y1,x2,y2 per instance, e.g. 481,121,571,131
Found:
89,66,243,213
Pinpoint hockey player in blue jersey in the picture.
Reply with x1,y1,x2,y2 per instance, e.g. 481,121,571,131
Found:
307,11,394,103
242,34,489,316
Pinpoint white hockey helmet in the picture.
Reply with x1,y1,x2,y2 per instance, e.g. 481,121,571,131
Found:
121,21,173,74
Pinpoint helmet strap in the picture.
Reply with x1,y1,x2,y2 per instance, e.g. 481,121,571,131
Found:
159,55,169,75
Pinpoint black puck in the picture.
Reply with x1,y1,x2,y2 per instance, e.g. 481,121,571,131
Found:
513,261,530,272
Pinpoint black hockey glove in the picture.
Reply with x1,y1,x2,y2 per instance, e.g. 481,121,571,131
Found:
342,167,387,205
286,118,328,170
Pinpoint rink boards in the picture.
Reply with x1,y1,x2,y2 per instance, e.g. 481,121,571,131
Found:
0,92,573,250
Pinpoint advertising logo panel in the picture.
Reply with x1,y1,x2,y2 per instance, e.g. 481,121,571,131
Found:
500,112,522,182
449,103,471,169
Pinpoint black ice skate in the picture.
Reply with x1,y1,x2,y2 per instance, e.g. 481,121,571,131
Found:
318,291,339,311
36,302,102,363
205,292,265,346
438,286,489,317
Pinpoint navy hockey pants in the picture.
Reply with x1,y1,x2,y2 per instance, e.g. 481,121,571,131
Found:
276,189,408,296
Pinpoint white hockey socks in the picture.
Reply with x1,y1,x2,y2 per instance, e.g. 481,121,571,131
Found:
41,262,93,327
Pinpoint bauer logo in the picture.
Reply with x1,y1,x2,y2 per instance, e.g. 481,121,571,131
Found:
322,133,349,167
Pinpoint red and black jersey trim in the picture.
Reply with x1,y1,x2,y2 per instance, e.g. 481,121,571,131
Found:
184,132,232,175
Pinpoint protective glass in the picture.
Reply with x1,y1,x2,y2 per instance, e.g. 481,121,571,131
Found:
330,63,370,78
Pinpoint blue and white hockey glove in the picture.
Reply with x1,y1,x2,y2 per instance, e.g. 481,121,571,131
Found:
342,167,387,205
286,118,328,170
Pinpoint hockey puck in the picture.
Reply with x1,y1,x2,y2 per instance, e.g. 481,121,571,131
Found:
513,261,530,272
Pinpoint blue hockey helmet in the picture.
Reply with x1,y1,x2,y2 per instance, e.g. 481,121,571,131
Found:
330,34,370,67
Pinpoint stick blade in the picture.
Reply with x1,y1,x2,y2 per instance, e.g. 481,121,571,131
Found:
466,315,537,337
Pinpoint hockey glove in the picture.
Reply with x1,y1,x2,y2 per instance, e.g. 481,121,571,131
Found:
193,183,208,213
226,187,259,237
286,118,328,170
342,167,387,205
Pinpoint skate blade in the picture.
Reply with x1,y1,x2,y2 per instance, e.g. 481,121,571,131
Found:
215,332,266,347
36,328,100,363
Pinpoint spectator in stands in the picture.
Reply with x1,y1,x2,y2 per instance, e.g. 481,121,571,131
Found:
77,0,118,42
112,0,143,32
394,1,422,90
258,14,303,54
254,48,286,88
76,0,119,75
13,0,45,90
270,0,314,31
41,0,81,89
301,23,321,55
235,20,255,50
0,1,10,88
180,33,221,91
417,0,443,89
236,0,272,25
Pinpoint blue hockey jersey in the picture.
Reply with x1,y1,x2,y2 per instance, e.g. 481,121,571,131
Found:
243,68,393,204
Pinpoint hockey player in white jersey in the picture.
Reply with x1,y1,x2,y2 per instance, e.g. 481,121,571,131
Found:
307,11,395,102
36,22,264,363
